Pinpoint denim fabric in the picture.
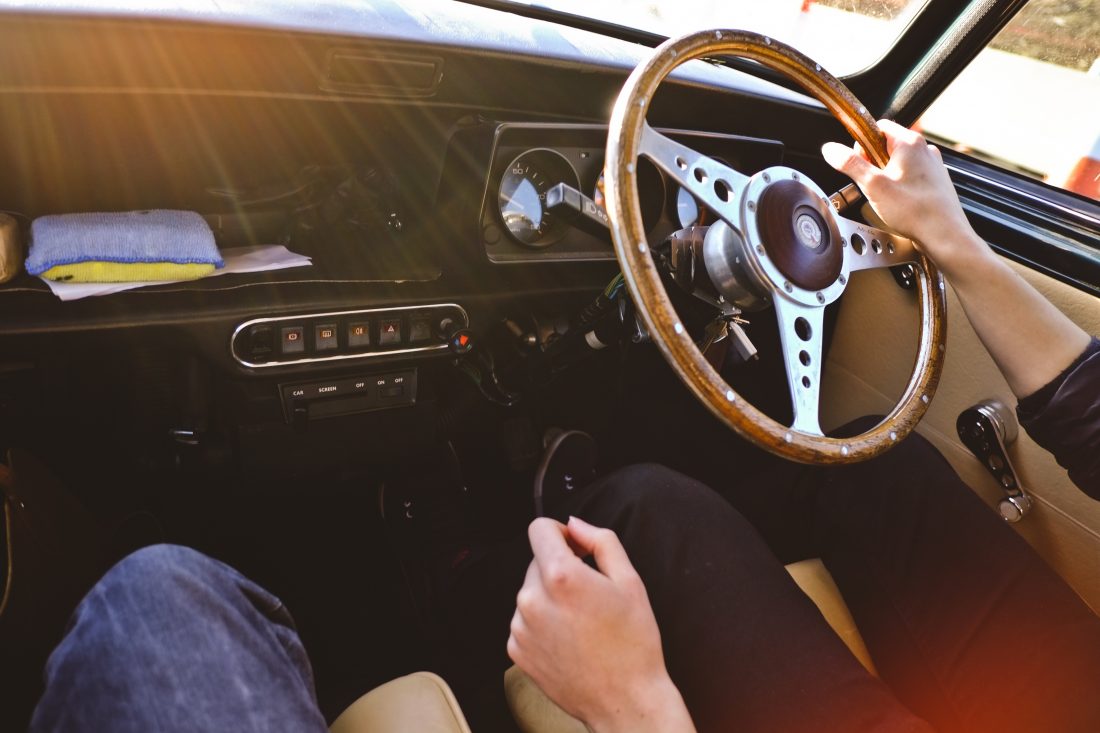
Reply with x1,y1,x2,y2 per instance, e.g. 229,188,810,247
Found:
30,544,327,733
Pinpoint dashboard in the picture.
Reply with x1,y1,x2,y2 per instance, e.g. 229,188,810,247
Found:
0,2,874,512
0,5,835,448
0,7,831,338
473,123,784,263
200,122,786,430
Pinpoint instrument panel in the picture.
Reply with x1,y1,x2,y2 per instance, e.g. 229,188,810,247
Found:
479,123,785,263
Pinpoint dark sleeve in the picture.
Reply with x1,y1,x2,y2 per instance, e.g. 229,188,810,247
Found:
1016,337,1100,498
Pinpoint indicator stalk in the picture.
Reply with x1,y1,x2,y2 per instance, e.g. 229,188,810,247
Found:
545,182,611,241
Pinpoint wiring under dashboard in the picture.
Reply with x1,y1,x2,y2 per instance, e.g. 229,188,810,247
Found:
575,273,626,328
603,273,625,301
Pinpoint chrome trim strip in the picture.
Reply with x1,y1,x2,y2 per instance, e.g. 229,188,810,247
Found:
230,303,468,369
946,162,1100,229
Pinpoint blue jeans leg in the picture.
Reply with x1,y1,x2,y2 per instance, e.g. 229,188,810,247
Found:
30,544,328,733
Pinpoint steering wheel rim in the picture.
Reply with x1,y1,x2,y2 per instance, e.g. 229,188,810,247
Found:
605,29,947,464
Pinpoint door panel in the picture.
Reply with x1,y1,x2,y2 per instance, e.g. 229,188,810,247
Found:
822,254,1100,611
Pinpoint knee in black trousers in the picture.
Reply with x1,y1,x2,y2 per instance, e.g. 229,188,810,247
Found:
568,463,931,733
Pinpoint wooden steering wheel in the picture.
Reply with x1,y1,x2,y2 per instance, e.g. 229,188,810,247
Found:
605,30,947,464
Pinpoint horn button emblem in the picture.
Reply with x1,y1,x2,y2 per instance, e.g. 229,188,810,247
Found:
796,213,823,249
754,179,843,292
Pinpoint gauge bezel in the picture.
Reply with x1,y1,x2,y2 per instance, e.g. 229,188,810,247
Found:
497,148,581,248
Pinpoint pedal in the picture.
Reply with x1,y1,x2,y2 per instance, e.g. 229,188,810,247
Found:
533,429,597,518
956,401,1032,523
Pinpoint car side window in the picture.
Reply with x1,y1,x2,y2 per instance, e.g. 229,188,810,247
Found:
917,0,1099,202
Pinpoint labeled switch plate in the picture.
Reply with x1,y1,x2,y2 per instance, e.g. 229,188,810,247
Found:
280,369,417,427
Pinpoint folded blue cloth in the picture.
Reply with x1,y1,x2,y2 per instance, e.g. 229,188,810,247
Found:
26,210,224,282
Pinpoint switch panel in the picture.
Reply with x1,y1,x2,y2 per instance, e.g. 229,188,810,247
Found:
282,369,417,428
231,304,467,368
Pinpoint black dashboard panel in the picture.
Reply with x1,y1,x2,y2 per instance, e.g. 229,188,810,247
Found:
0,3,848,357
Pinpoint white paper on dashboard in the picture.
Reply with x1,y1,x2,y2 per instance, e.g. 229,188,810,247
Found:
40,244,313,301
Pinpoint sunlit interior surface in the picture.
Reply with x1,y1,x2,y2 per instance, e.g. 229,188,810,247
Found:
503,0,928,76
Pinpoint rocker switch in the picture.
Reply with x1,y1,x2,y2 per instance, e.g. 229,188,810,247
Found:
957,401,1032,523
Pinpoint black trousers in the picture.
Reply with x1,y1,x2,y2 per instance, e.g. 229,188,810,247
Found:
442,424,1100,733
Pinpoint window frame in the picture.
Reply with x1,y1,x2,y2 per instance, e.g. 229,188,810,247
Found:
946,149,1100,295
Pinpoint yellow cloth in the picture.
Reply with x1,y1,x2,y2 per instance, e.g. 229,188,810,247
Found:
40,261,215,283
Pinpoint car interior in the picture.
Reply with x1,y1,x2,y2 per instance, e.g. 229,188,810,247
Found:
0,0,1097,731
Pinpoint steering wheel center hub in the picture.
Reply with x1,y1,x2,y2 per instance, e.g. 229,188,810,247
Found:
755,178,843,292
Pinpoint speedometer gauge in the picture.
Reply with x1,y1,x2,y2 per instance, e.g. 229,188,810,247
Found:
497,149,579,247
676,186,704,228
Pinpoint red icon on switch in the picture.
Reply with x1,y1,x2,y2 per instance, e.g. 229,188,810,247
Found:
379,319,402,344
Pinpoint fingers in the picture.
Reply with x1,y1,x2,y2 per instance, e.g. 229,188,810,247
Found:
528,517,572,566
566,516,637,582
877,118,923,147
510,561,549,668
514,559,543,619
821,141,876,185
528,517,591,595
507,606,531,669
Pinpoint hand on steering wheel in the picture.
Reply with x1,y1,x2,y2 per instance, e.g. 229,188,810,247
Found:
605,30,947,464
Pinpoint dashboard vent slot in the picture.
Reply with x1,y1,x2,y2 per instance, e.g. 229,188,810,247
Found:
321,50,443,97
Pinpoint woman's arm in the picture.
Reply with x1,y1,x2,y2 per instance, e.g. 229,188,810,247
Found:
821,120,1092,399
824,122,1100,492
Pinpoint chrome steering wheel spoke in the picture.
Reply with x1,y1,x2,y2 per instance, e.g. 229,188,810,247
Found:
836,216,919,273
638,123,749,227
774,296,825,437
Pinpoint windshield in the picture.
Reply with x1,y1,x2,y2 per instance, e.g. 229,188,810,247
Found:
505,0,929,76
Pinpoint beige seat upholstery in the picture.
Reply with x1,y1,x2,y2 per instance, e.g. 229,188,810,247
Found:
784,558,876,675
504,559,873,733
504,665,589,733
330,671,472,733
